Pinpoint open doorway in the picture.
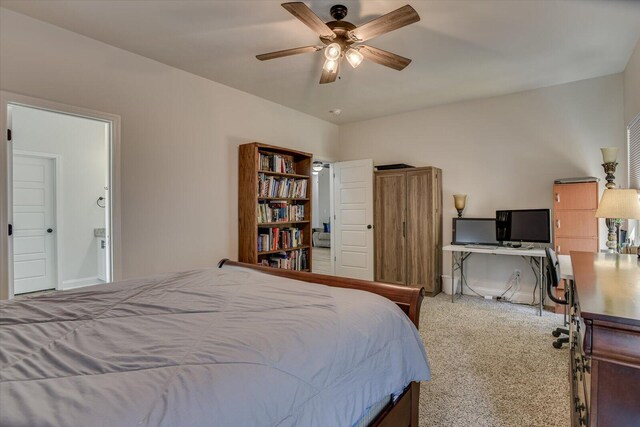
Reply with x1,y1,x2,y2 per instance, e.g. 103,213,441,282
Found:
6,103,114,296
311,159,332,274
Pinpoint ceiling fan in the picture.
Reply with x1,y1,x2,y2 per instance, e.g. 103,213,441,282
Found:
256,2,420,84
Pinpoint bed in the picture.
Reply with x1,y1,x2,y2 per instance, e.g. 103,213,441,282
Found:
0,259,430,426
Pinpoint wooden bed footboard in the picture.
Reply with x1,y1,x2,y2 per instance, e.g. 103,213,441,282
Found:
217,259,424,427
217,259,424,327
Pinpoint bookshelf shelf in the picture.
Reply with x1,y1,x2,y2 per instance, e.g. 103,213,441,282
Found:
258,245,310,256
239,142,312,272
259,170,310,179
258,221,310,226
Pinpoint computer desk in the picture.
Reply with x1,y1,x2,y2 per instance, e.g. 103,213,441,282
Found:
443,244,547,316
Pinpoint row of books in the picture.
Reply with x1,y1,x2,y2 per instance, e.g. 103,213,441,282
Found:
258,174,308,199
257,202,305,223
257,227,304,252
259,153,295,174
259,248,309,271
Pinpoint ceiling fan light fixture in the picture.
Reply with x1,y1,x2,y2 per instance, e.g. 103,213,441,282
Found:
324,43,342,61
257,3,420,84
345,48,364,68
323,58,338,73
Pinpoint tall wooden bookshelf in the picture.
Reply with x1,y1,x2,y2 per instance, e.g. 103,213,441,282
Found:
238,142,312,271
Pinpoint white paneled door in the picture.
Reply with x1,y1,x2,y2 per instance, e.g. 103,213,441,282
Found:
13,154,57,294
332,159,374,280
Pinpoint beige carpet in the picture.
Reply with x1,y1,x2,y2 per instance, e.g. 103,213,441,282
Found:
419,294,570,427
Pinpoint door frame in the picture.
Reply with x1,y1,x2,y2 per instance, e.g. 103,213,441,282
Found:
1,91,122,299
12,150,63,293
329,163,335,275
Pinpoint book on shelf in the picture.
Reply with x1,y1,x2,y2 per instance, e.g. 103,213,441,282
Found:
257,201,304,223
257,227,304,252
258,173,307,199
259,248,309,271
259,153,295,174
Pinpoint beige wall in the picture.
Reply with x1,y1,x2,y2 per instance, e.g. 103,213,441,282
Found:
0,8,338,288
624,38,640,125
338,74,626,301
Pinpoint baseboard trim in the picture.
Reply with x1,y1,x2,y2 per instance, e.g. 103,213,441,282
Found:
61,276,103,290
464,284,554,307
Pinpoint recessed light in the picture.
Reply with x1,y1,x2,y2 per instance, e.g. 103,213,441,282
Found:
329,109,342,116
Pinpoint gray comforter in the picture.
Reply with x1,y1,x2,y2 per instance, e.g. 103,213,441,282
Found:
0,265,430,426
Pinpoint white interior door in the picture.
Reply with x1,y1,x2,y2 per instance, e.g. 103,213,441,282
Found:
332,159,374,280
13,154,57,294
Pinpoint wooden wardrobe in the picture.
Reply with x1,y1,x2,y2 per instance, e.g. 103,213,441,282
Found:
374,167,443,296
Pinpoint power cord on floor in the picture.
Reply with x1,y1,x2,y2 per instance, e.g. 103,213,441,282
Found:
460,273,485,298
497,271,520,302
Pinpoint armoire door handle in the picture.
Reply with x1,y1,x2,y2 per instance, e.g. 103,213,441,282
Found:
556,220,561,228
403,221,406,238
555,193,560,203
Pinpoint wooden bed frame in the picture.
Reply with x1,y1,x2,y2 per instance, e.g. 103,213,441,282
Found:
218,259,425,427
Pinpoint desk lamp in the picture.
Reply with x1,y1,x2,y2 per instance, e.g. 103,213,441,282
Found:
600,147,618,189
453,194,467,218
595,189,640,253
600,147,619,252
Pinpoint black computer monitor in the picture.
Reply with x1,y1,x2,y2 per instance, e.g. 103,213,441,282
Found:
452,218,499,245
495,209,551,243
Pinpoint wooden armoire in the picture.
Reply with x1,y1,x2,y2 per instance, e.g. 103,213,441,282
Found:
374,167,443,295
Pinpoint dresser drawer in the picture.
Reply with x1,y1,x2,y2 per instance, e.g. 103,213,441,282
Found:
553,211,598,238
570,302,590,427
570,344,590,427
554,183,598,211
555,238,598,255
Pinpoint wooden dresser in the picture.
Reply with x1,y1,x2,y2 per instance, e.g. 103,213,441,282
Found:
553,182,599,313
569,252,640,427
553,182,599,254
374,167,442,295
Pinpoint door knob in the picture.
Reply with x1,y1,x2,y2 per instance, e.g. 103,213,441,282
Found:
47,228,53,233
367,224,372,229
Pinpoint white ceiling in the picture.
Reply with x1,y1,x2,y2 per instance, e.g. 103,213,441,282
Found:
2,0,640,124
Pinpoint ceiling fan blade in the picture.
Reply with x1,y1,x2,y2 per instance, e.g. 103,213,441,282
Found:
349,5,420,42
282,2,335,39
256,45,322,61
359,45,411,71
319,61,340,84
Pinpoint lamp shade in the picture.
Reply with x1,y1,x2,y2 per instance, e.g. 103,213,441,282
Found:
600,147,618,164
453,194,467,210
595,189,640,219
324,43,341,61
345,48,364,68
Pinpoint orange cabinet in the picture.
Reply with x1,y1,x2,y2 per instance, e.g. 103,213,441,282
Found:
552,182,599,256
552,181,599,314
